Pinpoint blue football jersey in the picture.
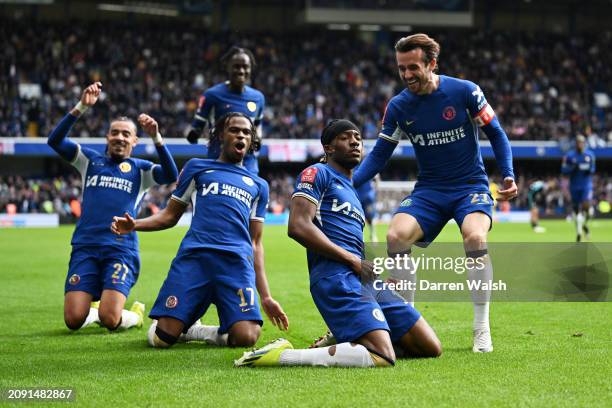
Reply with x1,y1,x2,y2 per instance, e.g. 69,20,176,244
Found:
192,82,265,161
171,159,269,255
380,75,500,188
71,146,159,249
293,163,365,283
562,149,595,189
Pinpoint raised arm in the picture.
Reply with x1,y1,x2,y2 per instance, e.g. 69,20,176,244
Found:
137,113,178,184
48,82,102,161
111,198,186,234
250,220,288,331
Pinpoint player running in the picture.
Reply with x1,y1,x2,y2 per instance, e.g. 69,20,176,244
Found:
186,46,265,175
48,82,179,332
235,119,441,368
112,113,288,349
351,34,517,353
528,180,547,233
561,135,596,241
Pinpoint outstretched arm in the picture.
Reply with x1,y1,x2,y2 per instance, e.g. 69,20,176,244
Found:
111,198,186,234
48,82,102,161
137,113,178,184
353,137,397,188
250,220,289,331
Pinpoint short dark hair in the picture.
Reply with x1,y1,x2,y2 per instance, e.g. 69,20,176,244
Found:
220,46,256,68
395,33,440,65
109,116,137,135
210,112,257,153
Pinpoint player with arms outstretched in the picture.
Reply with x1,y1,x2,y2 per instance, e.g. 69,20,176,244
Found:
235,120,441,368
48,82,179,332
113,113,287,348
187,46,265,174
352,34,517,353
561,135,596,241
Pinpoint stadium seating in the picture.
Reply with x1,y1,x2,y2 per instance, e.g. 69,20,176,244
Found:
1,19,610,142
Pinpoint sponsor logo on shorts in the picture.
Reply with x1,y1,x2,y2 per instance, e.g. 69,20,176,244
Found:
165,296,178,309
242,176,254,186
372,308,385,322
400,198,412,207
241,307,253,313
119,162,132,173
247,101,257,112
69,274,80,285
443,106,456,121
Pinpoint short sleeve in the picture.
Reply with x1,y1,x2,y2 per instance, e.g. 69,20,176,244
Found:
465,81,496,127
250,179,269,222
292,165,329,205
379,100,405,143
171,160,198,204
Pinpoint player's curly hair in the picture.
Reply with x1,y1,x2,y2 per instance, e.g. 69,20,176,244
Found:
210,112,259,153
395,33,440,67
220,46,257,68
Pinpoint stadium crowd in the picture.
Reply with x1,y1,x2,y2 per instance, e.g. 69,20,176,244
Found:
1,19,611,143
2,172,610,218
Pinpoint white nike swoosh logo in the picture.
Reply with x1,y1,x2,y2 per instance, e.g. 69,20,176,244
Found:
205,170,215,173
406,120,415,126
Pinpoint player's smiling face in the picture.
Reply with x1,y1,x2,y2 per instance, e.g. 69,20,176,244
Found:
328,130,362,169
220,116,253,164
106,120,138,161
228,53,251,90
396,48,436,95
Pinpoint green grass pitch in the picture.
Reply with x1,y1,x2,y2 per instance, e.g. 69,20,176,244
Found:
1,220,611,407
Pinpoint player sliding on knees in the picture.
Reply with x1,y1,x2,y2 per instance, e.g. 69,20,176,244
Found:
112,112,288,349
48,82,179,332
235,120,441,368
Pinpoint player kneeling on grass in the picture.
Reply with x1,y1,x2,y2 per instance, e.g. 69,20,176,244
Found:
112,112,288,349
235,120,441,368
48,82,179,332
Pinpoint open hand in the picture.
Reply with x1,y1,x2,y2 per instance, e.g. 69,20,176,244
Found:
262,297,289,331
111,212,136,235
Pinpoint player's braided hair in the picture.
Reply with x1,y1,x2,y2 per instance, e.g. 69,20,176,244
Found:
220,46,257,68
395,33,440,68
210,112,258,154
